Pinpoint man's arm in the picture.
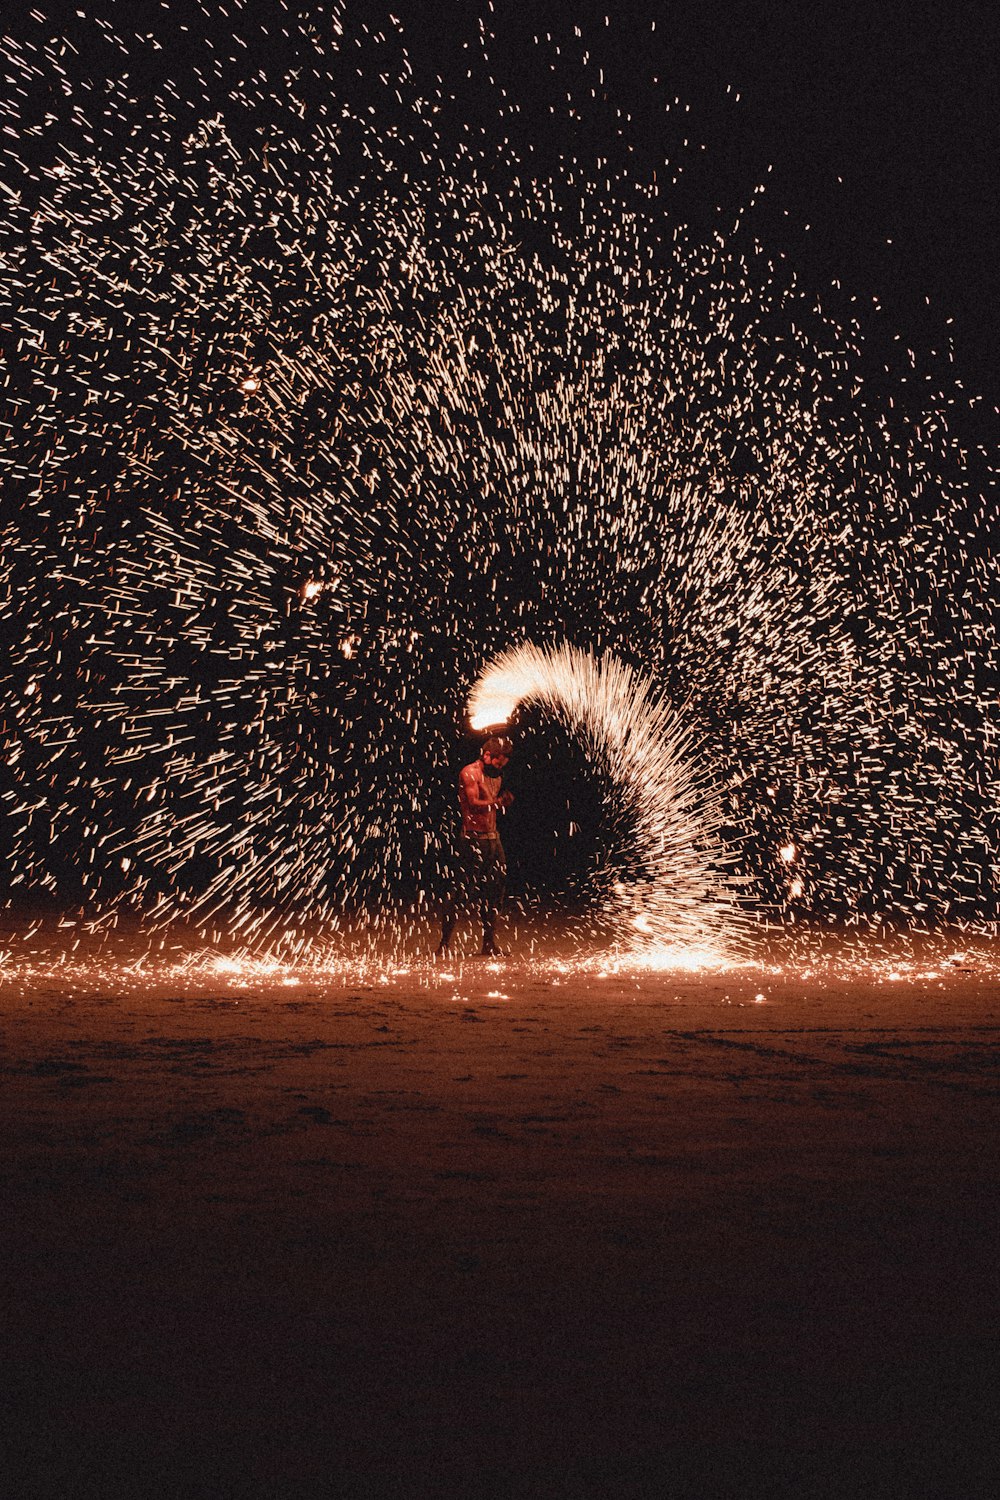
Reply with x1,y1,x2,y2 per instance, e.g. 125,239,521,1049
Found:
460,764,496,811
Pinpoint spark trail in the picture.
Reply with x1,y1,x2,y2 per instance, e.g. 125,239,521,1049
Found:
469,642,745,955
0,3,996,957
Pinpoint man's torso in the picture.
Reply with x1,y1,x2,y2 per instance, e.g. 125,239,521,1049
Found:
459,760,498,837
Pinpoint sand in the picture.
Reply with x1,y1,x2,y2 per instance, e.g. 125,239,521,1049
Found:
2,930,999,1497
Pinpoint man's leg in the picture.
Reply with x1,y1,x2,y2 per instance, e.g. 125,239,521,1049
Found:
480,836,507,955
436,899,457,955
436,837,477,955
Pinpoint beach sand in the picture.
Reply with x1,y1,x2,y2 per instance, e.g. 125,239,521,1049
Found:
2,927,999,1496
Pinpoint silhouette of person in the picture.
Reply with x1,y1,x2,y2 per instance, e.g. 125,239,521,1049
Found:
437,735,514,957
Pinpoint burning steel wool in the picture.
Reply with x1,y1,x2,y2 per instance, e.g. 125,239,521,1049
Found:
0,3,996,958
468,643,744,956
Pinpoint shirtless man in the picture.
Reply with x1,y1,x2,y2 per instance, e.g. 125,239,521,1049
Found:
437,735,514,958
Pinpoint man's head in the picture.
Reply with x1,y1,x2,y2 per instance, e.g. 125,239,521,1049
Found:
480,734,512,778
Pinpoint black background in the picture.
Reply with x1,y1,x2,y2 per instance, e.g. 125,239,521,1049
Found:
14,0,998,401
3,0,997,920
399,0,999,406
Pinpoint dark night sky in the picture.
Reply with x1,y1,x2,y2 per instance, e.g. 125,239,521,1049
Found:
380,0,1000,407
18,0,998,402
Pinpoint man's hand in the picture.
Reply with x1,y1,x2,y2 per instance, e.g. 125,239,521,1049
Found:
498,791,514,811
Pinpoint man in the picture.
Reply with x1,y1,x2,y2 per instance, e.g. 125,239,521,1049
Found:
436,735,514,958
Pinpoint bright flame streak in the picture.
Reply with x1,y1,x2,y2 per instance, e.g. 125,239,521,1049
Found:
468,690,519,732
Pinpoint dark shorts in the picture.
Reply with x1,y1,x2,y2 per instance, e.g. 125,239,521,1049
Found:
450,832,507,916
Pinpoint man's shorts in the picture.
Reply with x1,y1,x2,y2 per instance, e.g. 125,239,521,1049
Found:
455,832,507,912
